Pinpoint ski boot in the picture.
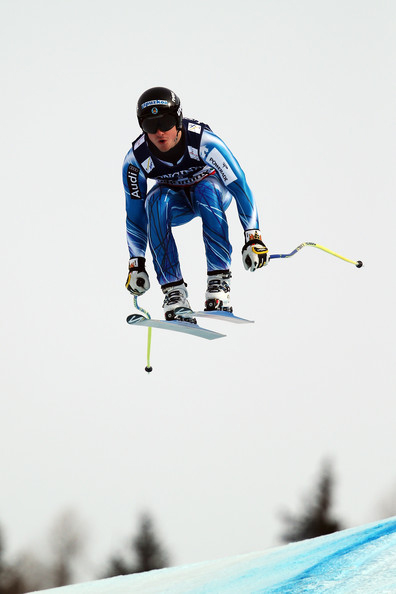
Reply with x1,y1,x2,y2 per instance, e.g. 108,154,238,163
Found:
162,281,196,323
204,270,233,312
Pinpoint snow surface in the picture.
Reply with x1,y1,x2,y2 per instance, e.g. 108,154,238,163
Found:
29,517,396,593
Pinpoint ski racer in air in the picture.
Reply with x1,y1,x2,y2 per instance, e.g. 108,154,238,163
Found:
123,86,269,322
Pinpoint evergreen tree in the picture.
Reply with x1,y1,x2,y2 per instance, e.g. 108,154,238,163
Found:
49,510,85,587
0,511,86,592
280,460,344,543
104,513,170,577
132,514,170,573
0,526,26,594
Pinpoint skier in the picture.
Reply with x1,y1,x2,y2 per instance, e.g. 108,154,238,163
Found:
123,86,268,322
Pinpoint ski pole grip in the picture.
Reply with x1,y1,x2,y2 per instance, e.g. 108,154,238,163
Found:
136,277,145,287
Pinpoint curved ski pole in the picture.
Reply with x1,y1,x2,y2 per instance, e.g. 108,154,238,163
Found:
134,296,153,373
270,242,363,268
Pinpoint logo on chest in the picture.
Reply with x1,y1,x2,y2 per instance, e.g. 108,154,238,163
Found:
188,146,200,161
188,122,202,134
142,157,155,173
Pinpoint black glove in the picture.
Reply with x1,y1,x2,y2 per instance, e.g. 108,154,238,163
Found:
125,257,150,295
242,230,269,271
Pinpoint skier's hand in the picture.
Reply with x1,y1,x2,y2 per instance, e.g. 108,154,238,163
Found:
125,257,150,295
242,230,269,271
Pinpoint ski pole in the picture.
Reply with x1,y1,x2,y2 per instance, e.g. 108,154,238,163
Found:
269,242,363,268
134,295,153,373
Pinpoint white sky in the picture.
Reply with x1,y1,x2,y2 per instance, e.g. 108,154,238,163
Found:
0,0,395,580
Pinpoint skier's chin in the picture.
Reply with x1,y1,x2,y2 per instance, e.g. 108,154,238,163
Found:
155,139,172,152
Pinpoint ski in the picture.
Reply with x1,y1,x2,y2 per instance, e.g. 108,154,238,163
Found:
191,310,254,324
126,315,225,340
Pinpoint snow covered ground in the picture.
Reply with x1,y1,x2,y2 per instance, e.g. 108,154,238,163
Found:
30,516,396,593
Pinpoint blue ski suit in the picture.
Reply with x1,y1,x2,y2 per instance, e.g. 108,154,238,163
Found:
123,118,260,287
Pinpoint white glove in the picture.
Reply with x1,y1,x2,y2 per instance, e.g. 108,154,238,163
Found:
242,230,269,271
125,257,150,295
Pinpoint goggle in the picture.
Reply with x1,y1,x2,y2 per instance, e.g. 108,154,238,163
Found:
141,113,177,134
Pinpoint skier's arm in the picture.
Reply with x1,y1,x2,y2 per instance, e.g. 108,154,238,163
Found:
200,130,269,269
123,151,151,294
200,129,259,230
123,151,148,258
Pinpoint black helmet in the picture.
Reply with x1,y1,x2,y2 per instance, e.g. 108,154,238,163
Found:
137,86,183,133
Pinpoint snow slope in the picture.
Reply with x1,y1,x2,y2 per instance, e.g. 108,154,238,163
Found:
30,517,396,594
